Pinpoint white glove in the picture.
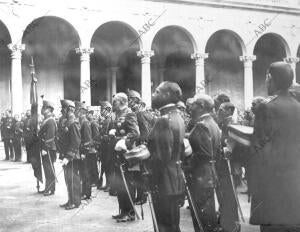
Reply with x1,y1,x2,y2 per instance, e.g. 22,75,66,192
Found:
225,138,236,153
108,129,116,136
62,158,69,166
115,138,127,151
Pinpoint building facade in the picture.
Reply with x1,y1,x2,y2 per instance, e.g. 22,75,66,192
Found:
0,0,299,115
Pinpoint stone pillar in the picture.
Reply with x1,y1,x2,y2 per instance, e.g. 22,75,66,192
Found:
8,43,25,115
75,47,94,105
137,50,154,106
106,68,111,101
110,67,118,97
284,57,300,84
239,55,256,109
191,52,208,94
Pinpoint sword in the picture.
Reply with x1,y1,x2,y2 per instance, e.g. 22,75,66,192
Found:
177,161,205,232
119,163,141,220
46,149,58,183
224,155,245,223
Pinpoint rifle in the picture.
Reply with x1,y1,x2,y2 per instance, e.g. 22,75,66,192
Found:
177,161,205,232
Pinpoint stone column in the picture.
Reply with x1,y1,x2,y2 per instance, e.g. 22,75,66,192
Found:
137,50,154,106
284,57,300,84
239,55,256,109
8,43,25,115
110,66,118,97
191,52,208,94
75,47,94,105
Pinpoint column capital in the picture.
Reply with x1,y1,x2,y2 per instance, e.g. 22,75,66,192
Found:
284,56,300,64
191,52,208,66
75,47,94,61
137,50,154,64
240,55,256,68
8,43,25,59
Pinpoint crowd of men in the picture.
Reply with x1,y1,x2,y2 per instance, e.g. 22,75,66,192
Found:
1,61,300,232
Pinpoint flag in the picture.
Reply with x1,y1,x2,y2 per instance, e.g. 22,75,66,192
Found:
29,57,43,183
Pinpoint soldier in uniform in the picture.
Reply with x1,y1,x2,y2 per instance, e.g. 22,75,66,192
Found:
249,62,300,232
186,94,221,232
75,101,94,200
127,90,155,205
147,81,185,232
98,101,114,192
2,110,14,160
110,93,140,222
23,110,32,163
38,100,57,196
59,100,82,210
87,107,100,186
216,102,241,232
13,114,24,162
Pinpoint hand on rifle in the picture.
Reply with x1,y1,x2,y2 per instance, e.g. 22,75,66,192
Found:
81,154,86,159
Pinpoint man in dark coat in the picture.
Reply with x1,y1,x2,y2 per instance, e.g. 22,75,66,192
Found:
187,94,221,232
98,101,114,192
2,110,14,160
38,100,57,196
127,89,155,205
250,62,300,231
110,92,140,222
75,101,95,200
59,100,82,210
13,114,23,162
23,110,32,163
148,81,185,232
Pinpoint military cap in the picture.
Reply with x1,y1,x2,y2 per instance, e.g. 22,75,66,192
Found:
269,61,293,90
75,101,88,111
113,92,128,103
127,90,141,100
60,99,75,108
193,94,214,112
99,101,112,109
42,100,55,110
159,81,182,102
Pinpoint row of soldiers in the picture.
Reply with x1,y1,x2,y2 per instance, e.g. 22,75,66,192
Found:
20,82,245,232
13,61,300,232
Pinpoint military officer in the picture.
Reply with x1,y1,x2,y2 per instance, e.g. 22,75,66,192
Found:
127,90,155,205
2,110,14,160
187,94,221,232
87,107,100,186
250,62,300,232
110,93,140,222
59,100,81,210
13,114,23,162
147,81,185,232
38,100,57,196
23,110,32,163
98,101,114,192
75,101,94,200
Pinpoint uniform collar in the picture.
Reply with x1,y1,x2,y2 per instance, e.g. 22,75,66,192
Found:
159,103,177,116
194,113,211,122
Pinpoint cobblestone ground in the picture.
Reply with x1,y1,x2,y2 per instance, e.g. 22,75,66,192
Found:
0,143,259,232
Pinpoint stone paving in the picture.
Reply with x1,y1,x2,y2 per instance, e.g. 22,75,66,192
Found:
0,144,260,232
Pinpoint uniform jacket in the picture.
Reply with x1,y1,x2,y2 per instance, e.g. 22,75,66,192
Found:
189,113,221,189
136,109,155,143
38,116,57,151
2,117,14,139
80,117,94,154
13,120,24,139
111,107,140,149
148,104,185,196
249,91,300,225
62,115,81,160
